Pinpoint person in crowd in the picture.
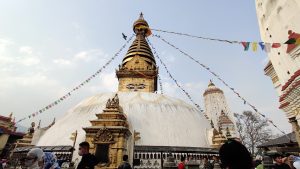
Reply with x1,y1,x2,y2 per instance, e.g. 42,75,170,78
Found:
219,139,253,169
211,155,221,169
0,159,3,169
202,157,213,169
253,159,263,169
273,154,291,169
177,156,185,169
286,154,296,169
118,155,132,169
77,141,99,169
24,148,60,169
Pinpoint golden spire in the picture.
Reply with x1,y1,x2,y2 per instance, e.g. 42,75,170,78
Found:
122,13,155,67
116,13,158,92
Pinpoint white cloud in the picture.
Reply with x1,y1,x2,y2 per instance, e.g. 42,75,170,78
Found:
74,49,107,62
0,73,58,89
20,56,40,66
19,46,33,55
0,39,14,53
88,72,118,93
53,58,72,66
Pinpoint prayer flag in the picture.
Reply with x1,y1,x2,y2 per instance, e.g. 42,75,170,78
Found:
259,42,265,50
252,42,258,52
265,43,271,53
241,42,250,51
272,43,281,48
296,38,300,45
285,38,296,44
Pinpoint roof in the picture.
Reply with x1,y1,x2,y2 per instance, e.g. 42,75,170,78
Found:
135,145,218,154
0,126,25,137
0,115,12,122
13,145,73,153
257,132,297,148
263,61,272,72
203,81,223,96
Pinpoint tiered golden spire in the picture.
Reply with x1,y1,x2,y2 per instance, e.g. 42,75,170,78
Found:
116,13,158,92
122,13,155,68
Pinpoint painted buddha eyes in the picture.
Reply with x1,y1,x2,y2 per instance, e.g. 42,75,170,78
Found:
126,83,146,91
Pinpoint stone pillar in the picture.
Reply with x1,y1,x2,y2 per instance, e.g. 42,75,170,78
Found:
117,134,125,165
289,117,300,147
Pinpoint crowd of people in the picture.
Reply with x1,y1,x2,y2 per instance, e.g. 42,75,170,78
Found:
2,139,300,169
176,139,300,169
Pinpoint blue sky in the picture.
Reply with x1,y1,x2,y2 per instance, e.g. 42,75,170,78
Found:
0,1,291,133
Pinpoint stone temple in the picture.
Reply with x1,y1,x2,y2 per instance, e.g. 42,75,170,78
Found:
14,14,238,169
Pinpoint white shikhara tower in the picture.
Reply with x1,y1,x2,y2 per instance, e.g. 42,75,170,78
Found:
203,80,238,138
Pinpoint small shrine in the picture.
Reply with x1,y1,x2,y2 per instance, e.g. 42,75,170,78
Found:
83,94,131,169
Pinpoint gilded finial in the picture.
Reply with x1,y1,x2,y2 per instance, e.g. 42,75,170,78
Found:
208,80,215,87
139,12,144,20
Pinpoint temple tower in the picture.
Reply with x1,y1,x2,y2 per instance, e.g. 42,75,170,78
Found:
116,13,158,92
203,80,238,138
83,94,131,169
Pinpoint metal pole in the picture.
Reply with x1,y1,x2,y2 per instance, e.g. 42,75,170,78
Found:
70,130,77,162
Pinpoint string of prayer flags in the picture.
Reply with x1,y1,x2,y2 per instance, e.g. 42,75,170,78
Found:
147,38,203,112
16,34,134,123
152,28,300,53
240,42,285,52
154,33,288,136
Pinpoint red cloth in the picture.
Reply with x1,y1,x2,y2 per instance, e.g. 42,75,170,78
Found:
178,162,185,169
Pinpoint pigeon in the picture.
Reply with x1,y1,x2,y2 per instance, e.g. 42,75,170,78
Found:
122,33,127,40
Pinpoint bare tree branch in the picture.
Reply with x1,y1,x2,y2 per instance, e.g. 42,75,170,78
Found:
234,111,274,155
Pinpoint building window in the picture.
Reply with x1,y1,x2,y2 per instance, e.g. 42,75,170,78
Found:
95,144,109,163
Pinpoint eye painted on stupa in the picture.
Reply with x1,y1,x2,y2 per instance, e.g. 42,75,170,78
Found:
126,84,135,89
126,83,146,90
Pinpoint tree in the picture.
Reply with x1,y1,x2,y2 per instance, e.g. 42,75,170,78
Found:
234,111,274,155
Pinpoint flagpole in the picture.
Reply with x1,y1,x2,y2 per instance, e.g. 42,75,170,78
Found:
70,130,78,162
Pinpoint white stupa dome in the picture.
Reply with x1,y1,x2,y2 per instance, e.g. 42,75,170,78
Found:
37,92,212,159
